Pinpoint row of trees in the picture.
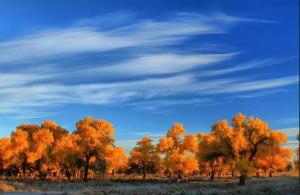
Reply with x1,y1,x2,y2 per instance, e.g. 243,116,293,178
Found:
0,113,297,185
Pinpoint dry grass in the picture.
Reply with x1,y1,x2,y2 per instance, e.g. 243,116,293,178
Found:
0,174,299,194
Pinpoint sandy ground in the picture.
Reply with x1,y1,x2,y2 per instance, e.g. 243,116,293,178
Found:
0,175,299,194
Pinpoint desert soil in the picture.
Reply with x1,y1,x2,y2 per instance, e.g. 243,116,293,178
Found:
0,176,299,195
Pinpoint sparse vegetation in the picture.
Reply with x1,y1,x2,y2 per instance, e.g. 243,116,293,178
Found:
0,174,299,194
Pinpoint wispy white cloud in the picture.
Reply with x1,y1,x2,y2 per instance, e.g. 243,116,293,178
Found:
0,73,50,87
201,76,299,94
0,73,297,116
60,56,294,81
73,11,135,28
203,12,277,24
0,74,196,114
279,127,299,150
196,58,289,77
0,11,297,118
114,139,137,153
279,127,299,137
284,141,299,150
126,131,165,138
272,117,300,126
129,98,214,111
0,12,249,65
232,89,286,98
115,137,161,153
0,28,131,64
83,53,235,77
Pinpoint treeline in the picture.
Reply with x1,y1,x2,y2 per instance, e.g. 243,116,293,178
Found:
0,113,297,185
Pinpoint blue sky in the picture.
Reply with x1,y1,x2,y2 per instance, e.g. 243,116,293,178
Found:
0,0,299,152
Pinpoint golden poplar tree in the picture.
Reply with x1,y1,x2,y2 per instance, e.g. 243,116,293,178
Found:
157,123,199,179
53,133,81,180
74,116,115,181
129,137,159,179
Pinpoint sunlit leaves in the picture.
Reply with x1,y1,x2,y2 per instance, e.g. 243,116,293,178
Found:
27,128,54,164
0,138,13,168
75,117,115,152
159,123,199,178
53,133,81,168
157,137,174,153
103,145,128,174
200,113,290,185
11,129,29,153
182,134,198,153
129,136,159,179
0,113,293,182
75,116,116,180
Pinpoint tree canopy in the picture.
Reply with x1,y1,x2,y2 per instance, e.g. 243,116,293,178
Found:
0,113,294,185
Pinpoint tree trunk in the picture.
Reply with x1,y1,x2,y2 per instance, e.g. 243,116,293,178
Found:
231,170,235,177
177,171,183,180
142,168,146,180
75,170,80,180
256,171,260,177
22,161,27,178
57,169,61,179
210,170,215,181
269,170,273,177
239,172,246,186
36,160,44,179
66,168,71,180
84,155,90,181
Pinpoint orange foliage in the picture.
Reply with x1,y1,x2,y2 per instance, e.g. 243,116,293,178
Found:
75,117,115,151
129,136,159,179
75,117,116,180
157,137,173,153
0,113,293,184
158,123,199,179
167,123,186,146
27,128,54,164
202,113,290,185
53,133,80,169
182,134,198,153
11,129,29,153
0,138,13,169
103,145,128,174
